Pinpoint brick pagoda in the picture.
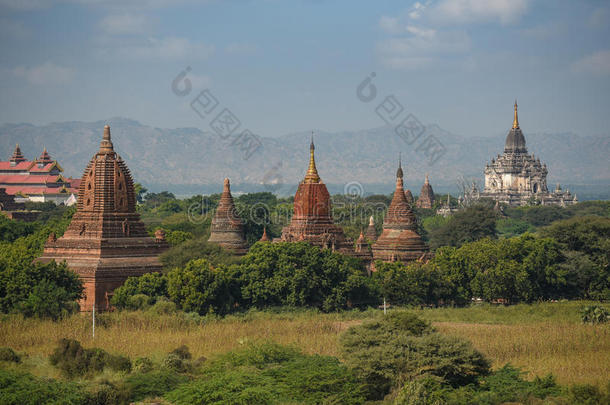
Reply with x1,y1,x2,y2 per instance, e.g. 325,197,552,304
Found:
208,178,248,255
279,137,353,253
404,188,414,205
365,216,377,243
38,125,168,311
372,159,429,263
415,175,435,209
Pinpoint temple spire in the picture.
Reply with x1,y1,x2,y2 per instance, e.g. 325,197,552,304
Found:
304,131,320,183
513,100,519,129
99,124,114,154
396,152,403,179
10,143,25,163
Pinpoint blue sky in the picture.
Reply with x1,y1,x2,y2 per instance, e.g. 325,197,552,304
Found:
0,0,608,138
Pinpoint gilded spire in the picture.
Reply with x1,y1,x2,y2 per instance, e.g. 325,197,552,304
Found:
513,100,519,129
99,124,114,154
304,132,320,183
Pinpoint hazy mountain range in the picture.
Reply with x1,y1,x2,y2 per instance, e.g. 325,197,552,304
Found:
1,118,608,198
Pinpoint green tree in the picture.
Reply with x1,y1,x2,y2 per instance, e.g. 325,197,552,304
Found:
166,259,239,315
429,205,497,249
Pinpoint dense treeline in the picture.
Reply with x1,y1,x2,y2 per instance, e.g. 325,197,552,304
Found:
0,197,608,319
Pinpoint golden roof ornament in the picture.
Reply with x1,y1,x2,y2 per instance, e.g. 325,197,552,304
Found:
304,131,320,184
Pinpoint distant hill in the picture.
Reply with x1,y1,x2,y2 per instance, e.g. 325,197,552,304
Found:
1,118,608,197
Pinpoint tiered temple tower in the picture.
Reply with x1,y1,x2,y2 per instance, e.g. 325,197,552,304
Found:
481,101,576,206
415,175,435,209
279,137,353,254
208,178,248,255
38,125,168,311
372,159,429,263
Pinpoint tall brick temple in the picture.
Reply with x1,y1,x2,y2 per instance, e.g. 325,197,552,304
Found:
208,178,248,255
372,159,429,263
38,125,168,311
279,137,354,254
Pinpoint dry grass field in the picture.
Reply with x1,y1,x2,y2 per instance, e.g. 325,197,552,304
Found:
1,301,608,389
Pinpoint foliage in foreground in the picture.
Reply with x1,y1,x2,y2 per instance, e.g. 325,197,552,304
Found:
49,338,131,378
164,342,365,405
340,311,490,400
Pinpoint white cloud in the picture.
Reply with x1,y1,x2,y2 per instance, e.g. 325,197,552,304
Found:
12,62,74,85
99,13,152,35
433,0,530,25
572,50,610,76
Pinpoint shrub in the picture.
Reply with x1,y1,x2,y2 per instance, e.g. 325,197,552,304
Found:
165,342,365,405
163,353,185,372
581,305,608,324
170,345,192,360
147,298,177,315
133,357,154,373
122,370,188,402
49,339,131,378
0,369,88,404
125,294,154,311
0,347,20,363
340,312,489,400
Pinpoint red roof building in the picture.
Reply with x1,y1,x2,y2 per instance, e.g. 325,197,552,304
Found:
0,144,80,204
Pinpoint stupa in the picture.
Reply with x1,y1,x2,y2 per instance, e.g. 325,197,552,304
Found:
38,125,168,311
404,189,414,205
279,136,353,253
208,178,248,255
372,159,429,263
365,216,377,243
415,174,435,209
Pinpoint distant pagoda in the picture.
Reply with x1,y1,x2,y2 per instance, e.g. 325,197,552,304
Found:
372,158,429,263
365,216,377,243
208,178,248,255
481,101,576,206
415,174,435,209
279,136,353,254
38,125,168,311
404,189,414,205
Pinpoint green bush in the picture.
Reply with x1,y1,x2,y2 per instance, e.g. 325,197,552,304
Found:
133,357,154,373
340,312,490,400
581,305,608,324
170,345,192,360
0,368,88,404
165,342,365,405
163,353,185,372
49,339,131,378
122,370,188,402
0,347,20,363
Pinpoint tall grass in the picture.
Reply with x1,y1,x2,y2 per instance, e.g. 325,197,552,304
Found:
0,301,607,388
